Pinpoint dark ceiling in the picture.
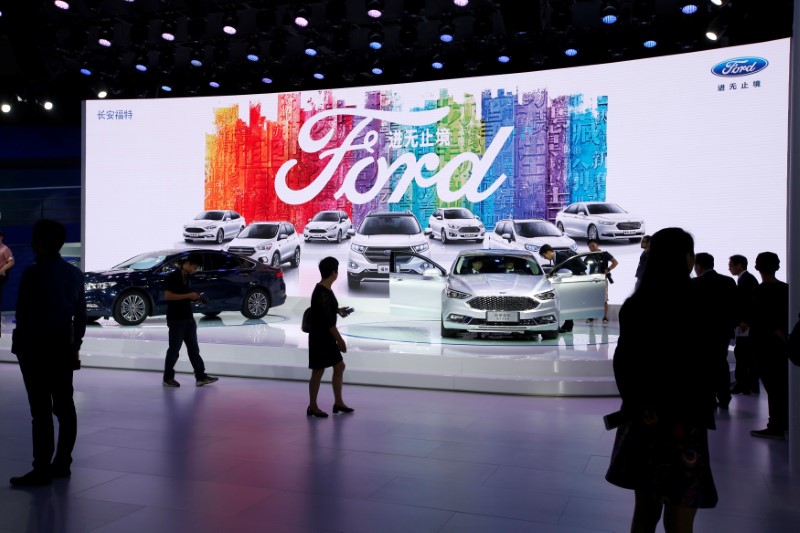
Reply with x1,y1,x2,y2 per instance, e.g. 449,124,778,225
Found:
0,0,793,126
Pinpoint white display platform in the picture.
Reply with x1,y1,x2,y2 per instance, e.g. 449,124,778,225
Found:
0,297,630,396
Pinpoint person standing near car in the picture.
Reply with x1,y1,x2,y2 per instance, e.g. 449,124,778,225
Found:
728,254,760,395
162,253,219,388
10,220,86,487
0,229,14,316
307,256,353,418
634,235,650,292
587,239,618,325
538,244,580,333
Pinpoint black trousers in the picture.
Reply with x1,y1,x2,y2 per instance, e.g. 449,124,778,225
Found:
17,356,77,473
713,339,733,405
755,335,789,432
164,318,206,380
734,336,759,391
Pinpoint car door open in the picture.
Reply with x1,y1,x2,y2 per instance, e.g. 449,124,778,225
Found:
548,252,606,320
389,250,447,318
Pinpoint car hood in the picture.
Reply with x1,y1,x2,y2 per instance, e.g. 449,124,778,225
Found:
449,274,552,296
184,219,221,227
85,269,140,282
352,234,426,246
306,221,340,230
227,237,273,247
593,213,641,222
517,234,575,248
437,218,482,225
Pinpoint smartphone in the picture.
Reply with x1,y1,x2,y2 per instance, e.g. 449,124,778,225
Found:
344,307,355,314
603,410,628,430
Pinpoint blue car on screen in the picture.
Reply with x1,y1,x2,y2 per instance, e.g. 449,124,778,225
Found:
85,249,286,325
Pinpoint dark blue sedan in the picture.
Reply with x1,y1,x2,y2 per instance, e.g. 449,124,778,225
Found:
85,249,286,325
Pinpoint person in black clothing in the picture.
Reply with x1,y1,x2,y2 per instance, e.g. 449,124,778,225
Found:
587,238,618,324
728,254,760,395
162,253,218,388
749,252,789,440
539,244,580,332
692,253,737,410
10,220,86,487
634,235,651,292
306,256,353,418
606,227,718,532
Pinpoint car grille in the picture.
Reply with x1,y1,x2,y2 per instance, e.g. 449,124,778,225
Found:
185,227,204,234
617,222,641,230
364,246,413,264
459,226,481,233
309,229,327,234
467,297,539,311
228,246,256,255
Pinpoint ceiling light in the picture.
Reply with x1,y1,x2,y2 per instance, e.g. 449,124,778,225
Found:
431,60,443,69
43,101,54,110
497,54,510,63
97,27,113,47
97,90,108,98
1,104,11,113
189,48,203,67
369,28,384,50
161,22,176,41
706,16,727,41
710,0,726,5
367,1,383,18
54,1,70,10
643,40,657,48
294,8,309,27
439,23,454,43
262,77,273,84
681,4,698,15
601,8,617,24
80,67,92,76
134,56,148,71
371,61,383,75
209,81,220,88
222,14,238,35
453,0,469,6
304,41,318,56
564,47,578,57
313,72,325,80
247,53,259,62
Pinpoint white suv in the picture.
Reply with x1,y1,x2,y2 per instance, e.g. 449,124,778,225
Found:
347,211,431,289
224,221,302,268
183,210,245,244
485,219,578,254
303,210,352,243
428,207,485,244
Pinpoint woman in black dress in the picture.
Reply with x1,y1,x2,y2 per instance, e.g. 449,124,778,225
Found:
307,256,353,418
606,228,718,532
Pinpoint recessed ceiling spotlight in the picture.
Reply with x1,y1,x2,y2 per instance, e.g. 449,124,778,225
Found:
498,54,510,63
313,72,325,80
564,48,578,57
98,90,108,98
222,15,238,35
261,77,273,84
439,23,454,43
209,81,220,88
432,61,443,69
367,0,383,18
80,67,92,76
681,4,699,15
453,0,469,6
294,8,309,27
246,53,259,62
161,85,172,92
43,101,54,110
1,104,10,113
305,43,318,56
98,37,112,47
54,1,70,10
190,59,202,67
643,40,657,48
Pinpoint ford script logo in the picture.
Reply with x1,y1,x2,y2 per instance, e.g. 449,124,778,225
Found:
711,57,768,77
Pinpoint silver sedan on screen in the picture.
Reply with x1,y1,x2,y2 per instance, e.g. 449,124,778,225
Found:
555,202,645,242
388,249,607,340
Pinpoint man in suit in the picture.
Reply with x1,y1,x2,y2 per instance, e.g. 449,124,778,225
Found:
692,252,737,410
728,254,760,394
539,244,581,332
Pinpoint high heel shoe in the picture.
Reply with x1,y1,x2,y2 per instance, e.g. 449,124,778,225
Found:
307,406,328,418
333,404,354,414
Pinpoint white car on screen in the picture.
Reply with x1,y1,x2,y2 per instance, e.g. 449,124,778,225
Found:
224,221,302,268
485,218,578,255
183,210,246,244
555,202,645,242
303,210,352,243
387,249,606,340
428,207,485,244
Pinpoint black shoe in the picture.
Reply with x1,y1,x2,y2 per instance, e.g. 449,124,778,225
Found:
162,378,180,388
49,464,71,479
333,404,354,414
196,375,219,387
559,327,573,333
730,385,750,395
750,428,785,440
307,406,328,418
10,471,52,487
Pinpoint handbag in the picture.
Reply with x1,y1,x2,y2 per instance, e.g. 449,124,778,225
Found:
301,307,312,333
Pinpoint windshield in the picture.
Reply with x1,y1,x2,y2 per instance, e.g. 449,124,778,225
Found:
453,255,542,276
113,252,169,271
312,212,340,222
443,208,473,220
195,211,224,221
238,224,279,239
514,221,562,238
358,215,421,236
587,203,625,215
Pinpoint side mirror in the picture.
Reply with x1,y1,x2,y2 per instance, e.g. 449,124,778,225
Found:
422,268,441,280
554,269,574,278
474,215,480,219
435,215,443,220
224,217,231,221
347,228,355,236
278,233,288,241
501,233,512,241
424,228,432,236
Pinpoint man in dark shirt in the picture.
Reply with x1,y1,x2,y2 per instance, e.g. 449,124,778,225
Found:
539,244,580,333
162,253,219,388
728,254,760,394
634,235,650,291
587,239,618,325
10,220,86,487
692,253,737,410
749,252,789,440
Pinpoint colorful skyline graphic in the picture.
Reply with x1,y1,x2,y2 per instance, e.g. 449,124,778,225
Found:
205,88,607,231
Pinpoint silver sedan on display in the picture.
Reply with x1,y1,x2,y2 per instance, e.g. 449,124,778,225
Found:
183,209,246,244
388,249,606,340
303,210,352,243
555,202,645,242
427,207,485,244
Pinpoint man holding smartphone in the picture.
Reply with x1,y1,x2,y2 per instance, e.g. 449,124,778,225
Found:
162,253,218,388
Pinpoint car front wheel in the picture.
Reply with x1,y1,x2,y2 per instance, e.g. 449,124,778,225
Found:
556,221,565,234
587,225,599,242
540,329,559,340
216,229,224,244
113,291,150,326
271,254,281,268
348,274,360,289
290,247,300,267
441,229,448,244
242,288,270,319
336,230,342,243
440,320,456,338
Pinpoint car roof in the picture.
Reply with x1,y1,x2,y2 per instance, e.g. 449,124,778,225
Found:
456,249,535,259
367,211,415,217
502,218,551,223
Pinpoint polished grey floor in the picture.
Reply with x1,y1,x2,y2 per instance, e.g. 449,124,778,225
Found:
0,363,797,533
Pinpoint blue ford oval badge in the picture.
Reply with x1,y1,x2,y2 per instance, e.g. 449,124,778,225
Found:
711,57,768,77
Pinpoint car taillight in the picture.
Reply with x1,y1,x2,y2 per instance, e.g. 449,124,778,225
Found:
276,270,284,278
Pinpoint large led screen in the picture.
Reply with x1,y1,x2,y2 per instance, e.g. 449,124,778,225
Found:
84,39,789,304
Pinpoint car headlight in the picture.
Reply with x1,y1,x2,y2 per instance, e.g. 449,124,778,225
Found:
326,224,337,230
478,223,484,229
351,243,366,253
535,290,556,300
446,287,471,299
599,220,616,225
413,242,429,253
85,281,117,291
256,243,273,251
570,243,578,252
524,244,540,252
447,223,459,229
205,225,218,229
